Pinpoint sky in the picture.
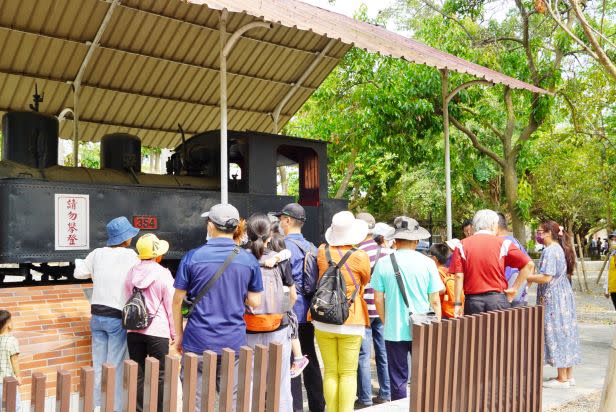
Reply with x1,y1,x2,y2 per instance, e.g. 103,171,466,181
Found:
301,0,396,21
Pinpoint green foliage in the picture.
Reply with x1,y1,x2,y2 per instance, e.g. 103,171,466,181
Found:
290,0,616,236
64,142,100,168
528,132,607,230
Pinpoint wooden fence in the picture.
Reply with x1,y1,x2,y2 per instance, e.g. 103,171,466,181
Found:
1,343,283,412
410,306,545,412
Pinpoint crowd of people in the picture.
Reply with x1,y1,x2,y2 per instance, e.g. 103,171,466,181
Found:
0,204,589,412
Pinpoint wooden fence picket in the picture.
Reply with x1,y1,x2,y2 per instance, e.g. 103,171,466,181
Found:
30,372,46,412
201,351,217,412
122,360,138,412
162,356,179,412
265,343,282,412
79,367,94,412
56,370,71,412
2,376,18,412
236,346,253,412
251,345,268,412
144,357,160,412
101,364,115,412
182,353,199,412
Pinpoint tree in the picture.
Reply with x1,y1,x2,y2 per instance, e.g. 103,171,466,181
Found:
526,131,606,232
389,0,574,240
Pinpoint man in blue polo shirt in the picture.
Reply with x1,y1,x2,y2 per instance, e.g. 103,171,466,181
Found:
172,203,263,410
274,203,325,412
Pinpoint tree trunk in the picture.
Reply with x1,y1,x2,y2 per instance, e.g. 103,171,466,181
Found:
278,166,288,195
154,152,161,174
335,145,359,199
503,162,526,241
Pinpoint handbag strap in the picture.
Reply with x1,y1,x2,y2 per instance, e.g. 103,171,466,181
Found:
390,253,412,314
188,246,240,317
325,245,359,303
335,246,360,303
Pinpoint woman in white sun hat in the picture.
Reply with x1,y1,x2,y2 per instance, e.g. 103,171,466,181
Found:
310,211,371,412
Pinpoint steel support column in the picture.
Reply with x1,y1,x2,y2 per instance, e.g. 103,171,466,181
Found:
272,38,337,133
441,69,452,240
441,71,493,240
219,10,271,204
71,0,120,166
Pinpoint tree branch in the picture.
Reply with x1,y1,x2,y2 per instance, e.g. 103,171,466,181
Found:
475,36,524,47
458,106,505,141
512,97,539,159
570,0,616,80
449,115,506,168
515,0,539,84
503,86,515,152
421,0,477,42
545,0,600,61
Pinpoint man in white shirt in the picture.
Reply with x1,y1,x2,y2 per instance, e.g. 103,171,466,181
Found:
74,216,140,412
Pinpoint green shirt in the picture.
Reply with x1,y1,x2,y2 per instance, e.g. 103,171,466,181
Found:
372,249,443,341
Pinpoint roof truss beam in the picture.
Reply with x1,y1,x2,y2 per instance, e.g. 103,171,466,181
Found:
0,69,293,118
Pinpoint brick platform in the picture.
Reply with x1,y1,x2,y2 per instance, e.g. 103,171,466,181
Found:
1,284,93,399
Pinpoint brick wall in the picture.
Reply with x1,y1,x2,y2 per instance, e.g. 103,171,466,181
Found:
1,284,93,399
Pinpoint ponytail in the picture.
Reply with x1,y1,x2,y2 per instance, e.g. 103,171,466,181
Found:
246,213,271,260
558,230,576,276
541,221,576,275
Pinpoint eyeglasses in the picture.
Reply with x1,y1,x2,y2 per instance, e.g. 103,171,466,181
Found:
536,230,545,234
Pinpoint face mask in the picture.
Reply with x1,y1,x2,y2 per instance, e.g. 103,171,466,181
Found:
535,233,544,245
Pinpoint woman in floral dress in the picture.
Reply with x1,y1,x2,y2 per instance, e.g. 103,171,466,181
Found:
527,220,581,389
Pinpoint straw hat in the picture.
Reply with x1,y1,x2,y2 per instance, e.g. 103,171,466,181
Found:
325,211,369,246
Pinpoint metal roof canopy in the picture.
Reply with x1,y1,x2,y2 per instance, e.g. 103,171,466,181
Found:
0,0,548,219
0,0,546,150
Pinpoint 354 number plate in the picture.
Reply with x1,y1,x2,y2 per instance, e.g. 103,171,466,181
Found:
133,215,158,230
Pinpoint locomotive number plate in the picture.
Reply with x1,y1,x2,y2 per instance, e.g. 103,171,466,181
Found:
133,215,158,230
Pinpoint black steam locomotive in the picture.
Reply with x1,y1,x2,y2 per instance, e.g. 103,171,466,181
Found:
0,109,346,286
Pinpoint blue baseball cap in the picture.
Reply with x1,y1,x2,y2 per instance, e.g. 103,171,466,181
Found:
106,216,140,246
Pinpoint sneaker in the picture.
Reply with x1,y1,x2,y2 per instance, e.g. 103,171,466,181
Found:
372,396,390,404
354,400,371,409
290,356,309,379
568,378,576,386
543,379,571,389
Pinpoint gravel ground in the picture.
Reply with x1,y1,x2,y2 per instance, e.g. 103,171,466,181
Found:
545,390,602,412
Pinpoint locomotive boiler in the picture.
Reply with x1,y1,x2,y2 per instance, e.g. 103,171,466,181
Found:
0,109,346,286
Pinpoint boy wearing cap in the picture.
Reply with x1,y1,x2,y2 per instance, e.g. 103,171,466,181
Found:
74,216,141,412
273,203,325,412
371,217,443,401
172,204,263,410
124,234,175,412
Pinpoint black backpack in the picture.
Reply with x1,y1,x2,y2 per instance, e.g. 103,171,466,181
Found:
309,245,358,325
122,287,160,330
287,239,319,296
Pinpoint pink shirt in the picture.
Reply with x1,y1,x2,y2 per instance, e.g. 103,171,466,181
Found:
124,260,176,340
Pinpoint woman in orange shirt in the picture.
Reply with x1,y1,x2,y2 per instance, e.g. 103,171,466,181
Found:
311,211,371,412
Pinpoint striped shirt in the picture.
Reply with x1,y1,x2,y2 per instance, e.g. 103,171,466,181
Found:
357,239,391,318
